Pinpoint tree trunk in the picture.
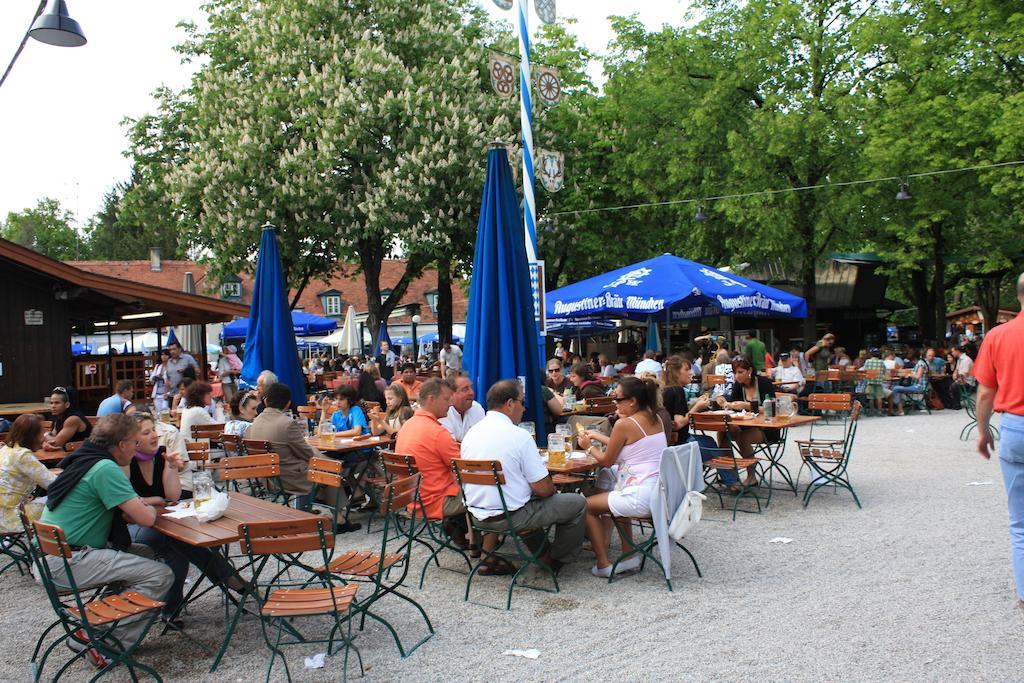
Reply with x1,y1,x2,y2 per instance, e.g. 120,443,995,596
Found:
436,258,453,345
930,222,947,344
910,267,936,341
796,196,818,345
976,274,1004,332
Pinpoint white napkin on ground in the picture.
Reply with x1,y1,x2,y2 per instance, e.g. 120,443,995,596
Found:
503,649,541,660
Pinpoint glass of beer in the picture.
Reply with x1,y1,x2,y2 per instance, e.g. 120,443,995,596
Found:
547,433,567,468
193,471,214,503
320,422,336,446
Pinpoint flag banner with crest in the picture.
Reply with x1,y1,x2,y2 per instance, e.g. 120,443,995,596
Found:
535,0,556,24
538,148,564,193
536,66,562,106
489,52,517,98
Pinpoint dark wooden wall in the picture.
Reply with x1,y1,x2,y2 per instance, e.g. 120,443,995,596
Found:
0,261,72,404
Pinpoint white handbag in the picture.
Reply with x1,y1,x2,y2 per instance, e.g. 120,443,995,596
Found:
668,490,706,541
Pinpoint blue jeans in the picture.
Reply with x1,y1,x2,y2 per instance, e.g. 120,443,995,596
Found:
688,434,739,486
999,413,1024,600
890,384,925,406
130,524,235,616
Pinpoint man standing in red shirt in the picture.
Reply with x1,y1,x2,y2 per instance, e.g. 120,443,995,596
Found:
973,272,1024,609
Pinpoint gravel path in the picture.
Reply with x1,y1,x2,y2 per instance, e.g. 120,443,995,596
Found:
3,410,1022,682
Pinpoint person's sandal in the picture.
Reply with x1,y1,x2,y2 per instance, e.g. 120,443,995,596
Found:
478,557,515,576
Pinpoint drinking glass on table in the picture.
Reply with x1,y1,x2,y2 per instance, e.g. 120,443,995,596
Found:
319,421,336,446
193,471,214,503
547,433,567,468
520,421,535,439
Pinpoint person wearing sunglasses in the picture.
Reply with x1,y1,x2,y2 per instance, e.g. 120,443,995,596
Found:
545,358,571,394
43,386,92,452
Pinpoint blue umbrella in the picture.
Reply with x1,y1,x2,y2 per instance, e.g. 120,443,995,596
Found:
645,316,661,353
165,327,179,347
223,310,337,338
240,225,307,402
463,145,545,441
391,336,414,346
71,342,91,356
377,321,393,353
546,253,807,321
545,319,617,339
122,342,130,354
417,332,463,344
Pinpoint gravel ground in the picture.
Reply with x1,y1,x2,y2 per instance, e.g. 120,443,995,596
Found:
2,410,1022,682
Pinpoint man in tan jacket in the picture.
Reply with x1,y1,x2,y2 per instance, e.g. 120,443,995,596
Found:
247,382,360,533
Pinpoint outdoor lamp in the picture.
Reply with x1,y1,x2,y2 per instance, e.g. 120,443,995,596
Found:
694,205,708,221
410,314,422,363
895,182,912,201
29,0,87,47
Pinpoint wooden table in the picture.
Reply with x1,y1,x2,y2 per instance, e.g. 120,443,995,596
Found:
153,490,315,548
307,434,392,455
153,492,322,671
731,414,821,504
0,402,49,417
34,449,65,466
545,452,599,475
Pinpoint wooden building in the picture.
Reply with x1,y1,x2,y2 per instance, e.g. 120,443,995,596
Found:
0,238,247,407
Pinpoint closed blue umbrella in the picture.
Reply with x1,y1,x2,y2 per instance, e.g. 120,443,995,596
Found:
166,328,179,347
463,144,545,441
377,321,393,352
645,317,661,353
240,225,307,402
222,310,337,338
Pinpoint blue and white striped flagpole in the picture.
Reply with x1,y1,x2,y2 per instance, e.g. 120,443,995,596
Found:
517,0,538,264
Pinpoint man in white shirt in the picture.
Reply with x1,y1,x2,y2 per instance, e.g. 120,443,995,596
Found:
439,343,463,371
952,346,976,388
439,372,485,442
460,379,585,572
771,352,805,393
633,350,663,379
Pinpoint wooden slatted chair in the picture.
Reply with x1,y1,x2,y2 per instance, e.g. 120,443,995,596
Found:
305,457,349,525
796,403,863,508
296,405,318,433
190,423,226,446
320,473,434,657
702,374,725,389
40,421,53,431
185,442,210,470
222,452,289,504
238,518,362,682
450,459,559,610
806,393,854,440
28,519,165,682
691,413,763,520
587,395,616,412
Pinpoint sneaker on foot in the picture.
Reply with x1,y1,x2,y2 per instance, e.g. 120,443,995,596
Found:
614,555,642,574
590,564,613,578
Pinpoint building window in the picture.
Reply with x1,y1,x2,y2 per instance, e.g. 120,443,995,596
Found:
323,295,342,317
221,282,242,299
425,289,439,314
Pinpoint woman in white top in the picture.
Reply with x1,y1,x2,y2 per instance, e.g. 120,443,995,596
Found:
150,350,170,413
179,381,215,441
578,376,667,578
598,353,616,378
224,389,259,438
711,349,735,399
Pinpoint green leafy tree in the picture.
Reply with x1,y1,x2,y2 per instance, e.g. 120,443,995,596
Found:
1,197,82,259
83,174,183,260
146,0,509,344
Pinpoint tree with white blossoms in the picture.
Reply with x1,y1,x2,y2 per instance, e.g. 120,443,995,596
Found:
155,0,506,340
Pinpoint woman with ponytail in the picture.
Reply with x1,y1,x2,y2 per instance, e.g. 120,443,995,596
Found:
577,376,667,578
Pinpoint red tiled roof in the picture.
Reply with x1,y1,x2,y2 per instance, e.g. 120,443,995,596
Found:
67,259,468,324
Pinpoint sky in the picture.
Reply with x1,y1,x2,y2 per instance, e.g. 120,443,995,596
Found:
0,1,689,228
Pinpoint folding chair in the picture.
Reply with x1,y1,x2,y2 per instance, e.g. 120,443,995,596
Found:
607,444,704,591
960,384,999,442
806,393,853,439
190,423,226,444
691,413,763,521
450,459,559,610
0,529,31,578
184,442,209,471
320,473,434,657
222,452,290,504
28,519,165,682
238,518,361,683
305,456,350,525
796,403,863,509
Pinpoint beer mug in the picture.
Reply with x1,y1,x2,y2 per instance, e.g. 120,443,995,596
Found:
193,471,215,503
547,433,566,468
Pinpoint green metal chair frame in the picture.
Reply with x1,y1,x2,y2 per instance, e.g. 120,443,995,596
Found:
796,402,862,509
321,473,434,657
375,450,472,588
27,518,165,682
450,459,559,610
606,514,702,592
960,383,999,442
228,445,292,504
239,517,362,683
0,530,31,577
692,413,763,521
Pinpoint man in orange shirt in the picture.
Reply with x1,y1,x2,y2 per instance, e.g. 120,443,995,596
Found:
395,363,423,401
974,272,1024,609
394,378,477,549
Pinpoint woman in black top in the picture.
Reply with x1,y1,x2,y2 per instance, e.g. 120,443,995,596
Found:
715,358,780,484
128,413,241,626
43,386,92,453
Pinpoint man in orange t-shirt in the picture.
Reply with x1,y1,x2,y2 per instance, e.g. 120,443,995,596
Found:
395,363,424,401
973,272,1024,608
